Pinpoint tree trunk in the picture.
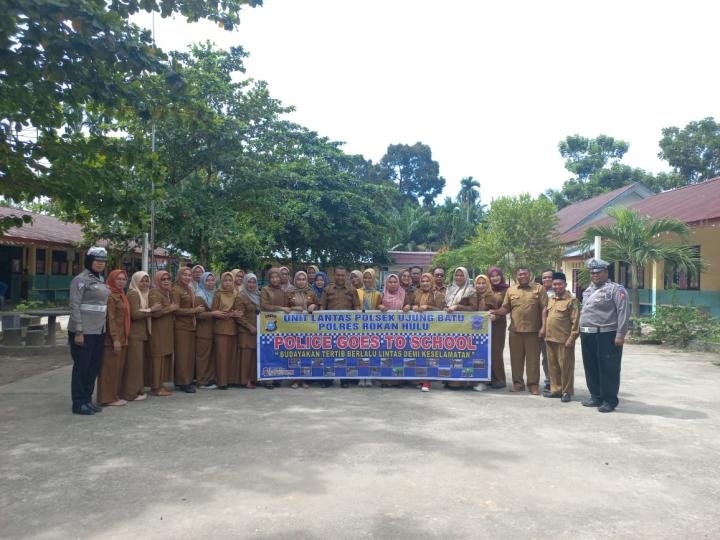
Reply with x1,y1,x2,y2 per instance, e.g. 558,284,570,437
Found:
630,263,641,336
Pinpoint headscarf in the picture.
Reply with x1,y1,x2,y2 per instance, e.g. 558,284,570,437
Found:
217,271,237,311
350,270,363,284
474,274,490,290
196,271,215,308
382,273,406,310
289,271,313,310
190,265,205,290
241,273,261,310
359,269,381,310
487,266,510,292
129,270,151,334
311,271,328,299
307,265,320,275
230,268,244,292
175,267,196,302
154,270,172,300
107,269,131,345
278,266,291,292
445,267,475,307
413,272,437,307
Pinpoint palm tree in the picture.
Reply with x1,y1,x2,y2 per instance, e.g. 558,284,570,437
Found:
457,176,481,223
582,207,702,317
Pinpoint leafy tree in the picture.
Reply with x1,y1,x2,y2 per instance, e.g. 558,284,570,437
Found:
433,194,560,276
658,117,720,185
559,134,629,180
378,142,445,206
0,0,261,231
582,207,702,317
457,176,484,223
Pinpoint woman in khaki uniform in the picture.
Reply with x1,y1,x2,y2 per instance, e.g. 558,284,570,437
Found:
97,269,131,406
211,272,238,390
486,267,509,389
236,273,261,389
287,271,319,389
445,267,477,313
172,267,205,393
260,268,291,388
148,270,178,396
122,271,155,402
411,272,446,392
195,272,217,389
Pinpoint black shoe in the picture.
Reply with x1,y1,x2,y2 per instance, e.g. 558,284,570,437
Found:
598,403,616,413
87,403,102,413
320,381,332,388
182,384,197,393
561,393,572,403
542,391,561,398
72,403,95,415
489,382,507,390
340,382,349,388
264,383,274,390
582,398,602,407
217,385,228,390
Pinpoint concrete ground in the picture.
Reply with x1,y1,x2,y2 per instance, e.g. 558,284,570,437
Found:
0,343,718,539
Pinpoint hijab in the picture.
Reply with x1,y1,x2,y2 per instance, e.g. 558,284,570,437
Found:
290,271,313,310
307,264,320,275
359,269,381,310
217,271,237,311
230,268,244,292
107,269,131,345
311,271,328,299
196,271,215,308
445,267,475,307
350,270,363,287
154,270,172,300
279,266,291,292
175,267,195,302
190,265,205,290
241,273,261,310
129,270,151,334
414,272,436,307
382,273,406,310
488,266,510,292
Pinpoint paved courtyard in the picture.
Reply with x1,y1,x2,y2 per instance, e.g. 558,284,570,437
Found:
1,343,719,539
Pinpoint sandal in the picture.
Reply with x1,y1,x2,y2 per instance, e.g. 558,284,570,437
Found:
290,382,299,389
301,382,310,389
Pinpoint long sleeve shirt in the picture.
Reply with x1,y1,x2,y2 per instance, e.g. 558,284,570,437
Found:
579,280,630,338
68,269,109,334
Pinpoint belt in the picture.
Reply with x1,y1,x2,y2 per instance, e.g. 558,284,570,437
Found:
80,304,107,313
580,326,616,334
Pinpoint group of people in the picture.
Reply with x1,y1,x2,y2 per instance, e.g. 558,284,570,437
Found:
67,247,629,416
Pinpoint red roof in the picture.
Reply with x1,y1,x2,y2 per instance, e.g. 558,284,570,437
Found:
560,177,720,243
389,251,437,268
556,183,645,235
0,207,83,247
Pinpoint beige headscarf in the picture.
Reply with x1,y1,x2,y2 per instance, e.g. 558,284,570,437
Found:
445,267,475,307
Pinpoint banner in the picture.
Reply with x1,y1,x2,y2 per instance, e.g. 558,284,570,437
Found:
257,310,491,381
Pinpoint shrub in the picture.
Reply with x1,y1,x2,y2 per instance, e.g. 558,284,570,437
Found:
648,305,719,347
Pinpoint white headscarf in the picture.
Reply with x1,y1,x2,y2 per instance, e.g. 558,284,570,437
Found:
445,267,475,307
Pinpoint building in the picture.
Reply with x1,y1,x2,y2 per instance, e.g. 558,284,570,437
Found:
556,178,720,315
0,207,189,304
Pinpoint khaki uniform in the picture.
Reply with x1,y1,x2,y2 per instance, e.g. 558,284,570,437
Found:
501,282,548,389
260,286,289,311
408,290,445,310
211,292,238,387
544,294,580,395
195,297,215,386
97,293,128,404
122,290,150,400
235,294,259,386
320,284,359,310
148,289,175,389
172,284,199,386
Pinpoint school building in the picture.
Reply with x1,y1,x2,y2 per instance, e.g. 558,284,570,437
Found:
556,178,720,316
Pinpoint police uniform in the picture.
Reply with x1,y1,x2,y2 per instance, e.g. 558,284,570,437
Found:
543,287,579,398
540,288,555,390
320,283,359,310
579,258,630,412
68,247,109,415
500,281,548,393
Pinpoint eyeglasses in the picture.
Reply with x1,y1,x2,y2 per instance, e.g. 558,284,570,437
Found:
434,273,444,277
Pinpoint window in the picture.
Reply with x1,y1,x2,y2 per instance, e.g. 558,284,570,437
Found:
35,248,46,275
664,246,700,290
619,262,644,289
52,251,68,275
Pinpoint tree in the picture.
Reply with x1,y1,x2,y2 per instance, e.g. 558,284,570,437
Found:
433,194,560,276
378,142,445,206
582,207,702,317
0,0,261,231
457,176,483,223
546,134,663,208
658,117,720,185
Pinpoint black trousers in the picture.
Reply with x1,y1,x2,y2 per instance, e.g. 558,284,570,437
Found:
69,331,105,408
580,331,622,408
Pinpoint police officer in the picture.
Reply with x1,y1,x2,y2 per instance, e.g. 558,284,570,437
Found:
579,258,630,413
68,247,110,415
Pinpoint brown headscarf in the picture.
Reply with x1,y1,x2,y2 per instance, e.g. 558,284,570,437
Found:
107,269,131,345
217,271,237,311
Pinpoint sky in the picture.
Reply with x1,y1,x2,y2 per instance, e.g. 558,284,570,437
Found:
133,0,720,203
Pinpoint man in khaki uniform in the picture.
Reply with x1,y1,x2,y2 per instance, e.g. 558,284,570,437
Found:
489,266,547,394
539,272,579,402
433,267,447,296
